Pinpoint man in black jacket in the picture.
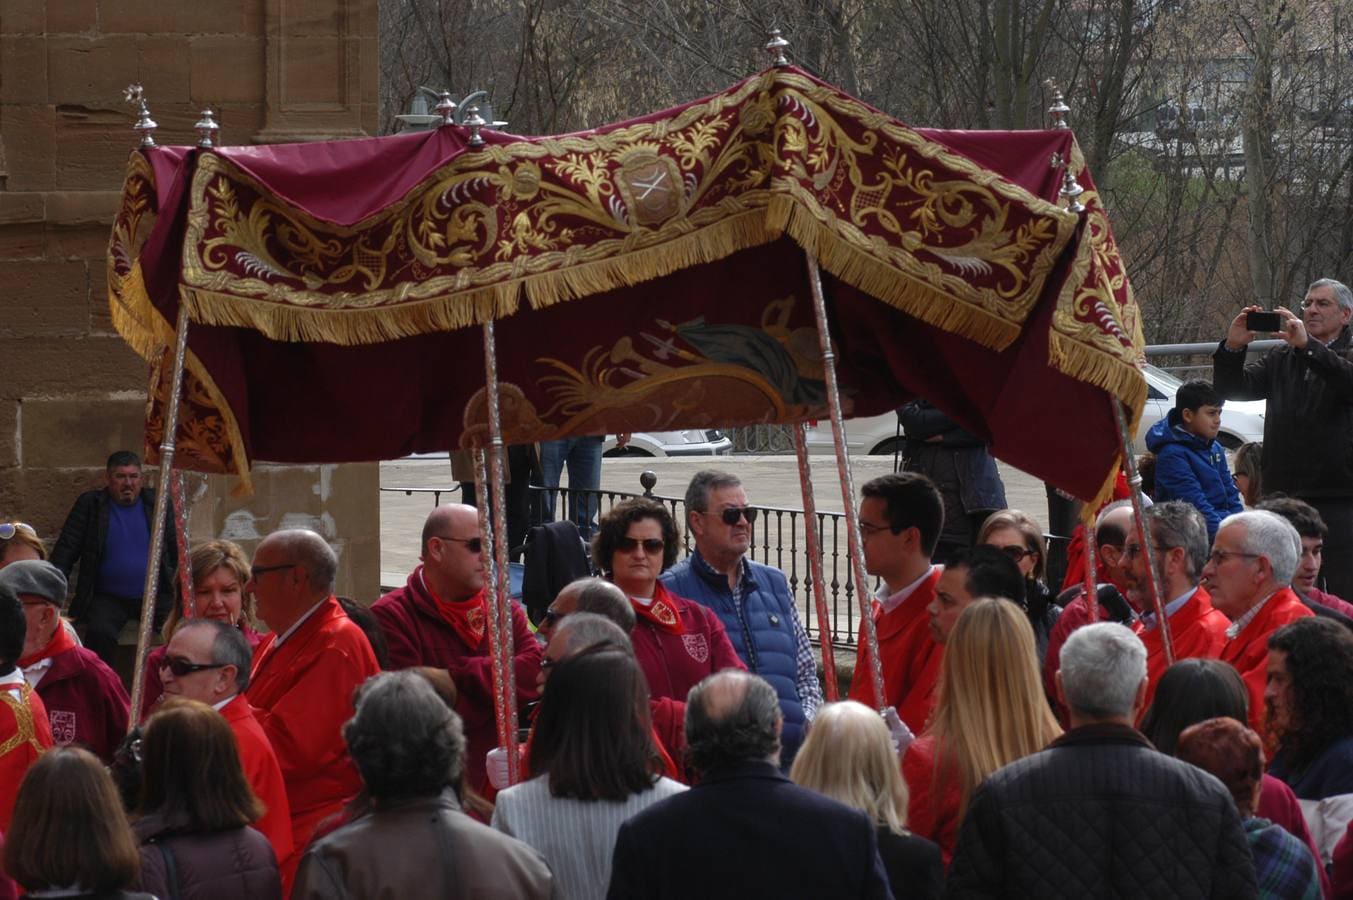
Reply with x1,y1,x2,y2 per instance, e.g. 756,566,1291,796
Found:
946,622,1258,899
1214,278,1353,598
49,451,175,666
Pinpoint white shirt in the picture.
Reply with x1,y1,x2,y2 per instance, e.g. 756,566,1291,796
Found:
22,657,53,690
1226,589,1279,640
1140,587,1198,631
274,597,329,646
877,565,940,616
212,693,238,712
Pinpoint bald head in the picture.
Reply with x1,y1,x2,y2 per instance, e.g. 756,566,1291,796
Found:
261,529,337,595
422,504,480,557
420,504,485,601
685,670,782,772
555,612,632,655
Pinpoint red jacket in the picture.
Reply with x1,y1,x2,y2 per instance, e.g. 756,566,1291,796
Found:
0,680,52,831
220,693,294,865
848,568,943,733
372,568,543,792
1220,587,1313,733
1132,587,1229,716
247,596,379,867
902,734,960,866
140,623,263,722
31,645,129,763
629,585,745,704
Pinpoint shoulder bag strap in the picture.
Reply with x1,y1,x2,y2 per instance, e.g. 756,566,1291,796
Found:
155,838,183,900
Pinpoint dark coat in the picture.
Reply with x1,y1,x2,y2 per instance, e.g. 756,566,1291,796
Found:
49,487,176,620
900,400,1007,514
135,813,280,900
946,723,1258,899
1213,326,1353,499
607,760,894,899
877,827,942,900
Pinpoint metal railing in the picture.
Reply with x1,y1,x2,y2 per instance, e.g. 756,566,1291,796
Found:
1145,338,1283,378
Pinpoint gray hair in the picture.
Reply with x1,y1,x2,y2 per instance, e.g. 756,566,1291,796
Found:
573,579,636,632
343,671,464,801
1217,510,1300,586
1059,623,1147,720
1309,278,1353,314
179,619,253,692
557,611,632,654
1145,501,1209,581
271,529,338,593
684,470,743,516
685,670,781,772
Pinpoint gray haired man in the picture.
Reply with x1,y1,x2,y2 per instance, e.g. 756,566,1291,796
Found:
1215,278,1353,597
948,623,1258,899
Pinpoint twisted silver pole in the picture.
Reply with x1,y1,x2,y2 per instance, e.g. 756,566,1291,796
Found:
801,251,886,710
471,447,514,770
1112,398,1173,664
792,425,838,701
128,304,190,730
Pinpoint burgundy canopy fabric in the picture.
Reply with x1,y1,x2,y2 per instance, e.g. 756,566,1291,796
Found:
108,66,1144,503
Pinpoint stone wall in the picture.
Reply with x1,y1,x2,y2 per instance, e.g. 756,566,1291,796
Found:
0,0,381,599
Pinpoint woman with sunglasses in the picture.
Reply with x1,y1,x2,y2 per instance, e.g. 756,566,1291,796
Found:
977,510,1061,664
591,499,744,703
139,540,262,721
0,522,45,569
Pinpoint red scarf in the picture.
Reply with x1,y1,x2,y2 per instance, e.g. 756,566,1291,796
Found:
630,582,684,635
18,620,76,669
429,582,488,649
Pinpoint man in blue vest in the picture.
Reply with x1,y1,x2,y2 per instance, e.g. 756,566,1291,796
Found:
662,470,822,765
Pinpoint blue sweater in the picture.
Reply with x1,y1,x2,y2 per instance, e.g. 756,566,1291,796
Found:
1145,411,1244,539
661,552,808,763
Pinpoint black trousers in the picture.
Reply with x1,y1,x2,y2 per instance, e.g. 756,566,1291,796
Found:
1310,497,1353,600
83,593,168,667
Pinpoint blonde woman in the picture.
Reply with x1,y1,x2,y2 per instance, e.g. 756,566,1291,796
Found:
977,509,1061,662
791,701,942,900
901,598,1062,866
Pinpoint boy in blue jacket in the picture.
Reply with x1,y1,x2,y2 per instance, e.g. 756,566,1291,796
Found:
1145,380,1244,540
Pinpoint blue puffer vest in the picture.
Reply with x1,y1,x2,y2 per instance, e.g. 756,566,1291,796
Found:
662,551,808,763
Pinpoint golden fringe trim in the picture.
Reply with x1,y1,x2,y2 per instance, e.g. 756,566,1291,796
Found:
1047,331,1147,510
773,196,1020,351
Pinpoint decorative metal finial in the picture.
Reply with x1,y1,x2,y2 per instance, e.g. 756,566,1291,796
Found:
123,83,157,148
464,105,486,147
765,27,789,67
1060,167,1085,213
194,107,219,149
436,91,457,127
1046,81,1071,130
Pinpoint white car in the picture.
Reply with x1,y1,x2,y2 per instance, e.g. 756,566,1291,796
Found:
802,364,1265,456
602,429,733,457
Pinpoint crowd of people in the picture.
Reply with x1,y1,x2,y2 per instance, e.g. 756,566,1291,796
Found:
0,277,1352,898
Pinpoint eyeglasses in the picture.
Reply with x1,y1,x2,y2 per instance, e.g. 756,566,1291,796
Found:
540,656,561,671
708,507,758,526
433,535,484,554
250,563,297,577
616,537,666,553
159,656,228,677
1207,549,1261,566
1124,543,1171,559
996,545,1038,562
540,609,563,627
858,521,893,537
0,523,35,541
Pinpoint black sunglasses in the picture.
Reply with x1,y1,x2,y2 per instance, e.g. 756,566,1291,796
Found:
159,656,228,677
616,537,666,553
434,535,484,554
712,507,758,526
996,544,1037,562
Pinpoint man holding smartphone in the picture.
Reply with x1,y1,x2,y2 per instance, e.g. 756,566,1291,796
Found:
1213,278,1353,598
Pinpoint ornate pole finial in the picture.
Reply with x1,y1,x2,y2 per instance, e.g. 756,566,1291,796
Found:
436,91,457,127
765,27,790,67
464,105,486,147
1046,81,1071,130
124,83,158,148
1060,167,1085,213
194,108,220,149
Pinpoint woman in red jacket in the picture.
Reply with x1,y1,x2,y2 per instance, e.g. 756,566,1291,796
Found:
902,599,1062,865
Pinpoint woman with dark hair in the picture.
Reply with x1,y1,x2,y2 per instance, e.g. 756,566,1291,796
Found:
4,747,153,899
134,698,280,899
977,509,1061,661
492,645,685,899
591,498,743,702
1233,442,1264,508
140,540,262,720
1140,658,1330,895
1177,718,1321,900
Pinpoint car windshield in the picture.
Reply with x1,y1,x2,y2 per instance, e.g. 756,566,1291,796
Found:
1141,364,1181,391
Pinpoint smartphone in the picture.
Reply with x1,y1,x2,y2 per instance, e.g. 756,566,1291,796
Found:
1246,310,1283,333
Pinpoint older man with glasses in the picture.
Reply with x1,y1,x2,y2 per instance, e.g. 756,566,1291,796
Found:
662,470,822,767
245,528,380,887
1201,510,1314,732
372,504,542,795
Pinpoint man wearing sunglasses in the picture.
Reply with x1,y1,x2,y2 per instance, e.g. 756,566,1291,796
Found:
662,471,822,766
372,504,543,794
49,450,178,667
158,619,292,862
0,559,127,763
